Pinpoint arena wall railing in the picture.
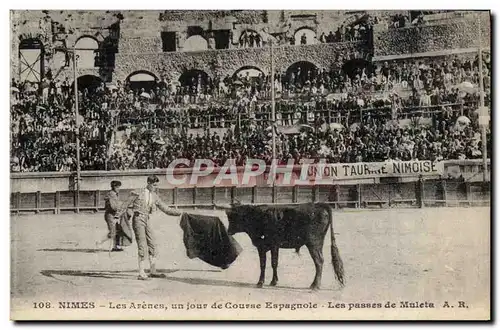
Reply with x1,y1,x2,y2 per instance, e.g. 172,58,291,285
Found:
115,101,480,131
10,159,490,214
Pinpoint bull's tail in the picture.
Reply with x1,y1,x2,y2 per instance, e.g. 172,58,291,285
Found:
325,205,345,287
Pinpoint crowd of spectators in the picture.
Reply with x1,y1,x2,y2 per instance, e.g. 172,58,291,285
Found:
319,20,374,44
387,14,410,29
238,30,263,48
107,99,488,170
133,52,491,112
233,14,375,49
11,79,112,172
10,52,491,172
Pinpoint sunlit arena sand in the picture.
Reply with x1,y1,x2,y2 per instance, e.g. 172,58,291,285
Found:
11,207,489,320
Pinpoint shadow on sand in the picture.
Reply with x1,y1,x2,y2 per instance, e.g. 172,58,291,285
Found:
40,268,222,280
40,269,335,292
165,275,312,292
38,248,112,253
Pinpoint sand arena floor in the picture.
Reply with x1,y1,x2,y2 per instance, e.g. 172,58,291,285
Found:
10,207,490,320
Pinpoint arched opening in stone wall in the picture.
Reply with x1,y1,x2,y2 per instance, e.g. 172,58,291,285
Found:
342,58,373,79
187,26,204,38
285,61,318,86
183,35,208,52
293,27,317,45
232,66,264,82
18,38,44,83
126,71,158,92
179,69,210,90
75,36,99,69
239,29,262,47
74,75,103,93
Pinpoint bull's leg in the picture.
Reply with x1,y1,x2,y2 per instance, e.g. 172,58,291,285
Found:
270,247,279,286
257,247,266,288
307,244,324,291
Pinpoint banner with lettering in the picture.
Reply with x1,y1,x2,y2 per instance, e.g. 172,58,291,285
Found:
163,160,446,187
306,160,445,181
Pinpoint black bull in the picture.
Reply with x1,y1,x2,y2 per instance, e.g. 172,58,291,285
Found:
222,203,344,290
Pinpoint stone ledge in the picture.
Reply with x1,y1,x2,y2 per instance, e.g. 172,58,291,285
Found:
374,14,490,57
372,47,490,62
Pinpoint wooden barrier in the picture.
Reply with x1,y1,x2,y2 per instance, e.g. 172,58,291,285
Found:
10,159,490,214
10,179,490,215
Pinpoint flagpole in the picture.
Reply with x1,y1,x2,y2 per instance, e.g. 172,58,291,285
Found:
62,45,105,211
270,40,276,191
477,13,488,182
73,45,81,209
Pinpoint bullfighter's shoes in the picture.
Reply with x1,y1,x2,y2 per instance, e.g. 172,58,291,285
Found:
137,274,150,280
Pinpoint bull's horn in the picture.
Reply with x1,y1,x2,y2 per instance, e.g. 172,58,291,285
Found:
214,203,232,210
